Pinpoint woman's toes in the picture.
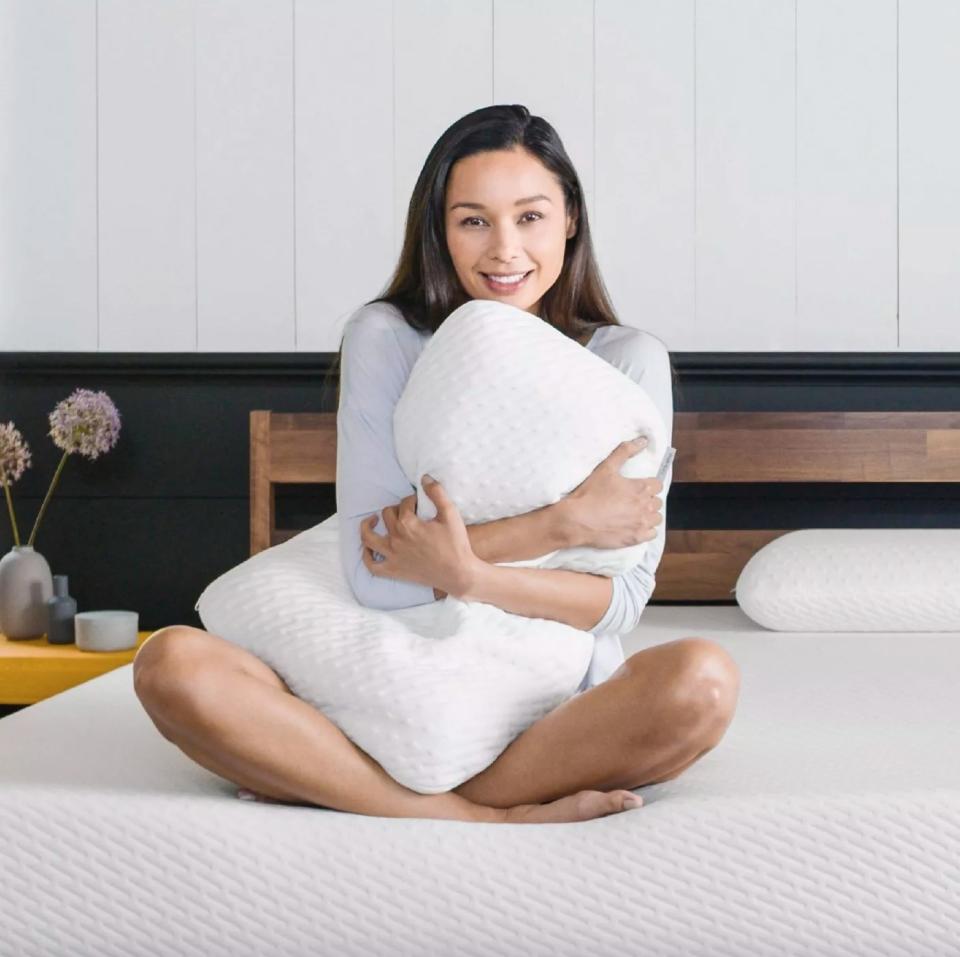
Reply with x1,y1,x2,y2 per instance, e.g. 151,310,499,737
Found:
237,787,280,803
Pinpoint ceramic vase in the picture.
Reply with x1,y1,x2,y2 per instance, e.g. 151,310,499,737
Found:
0,545,54,639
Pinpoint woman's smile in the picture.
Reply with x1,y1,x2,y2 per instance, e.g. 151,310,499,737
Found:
479,269,534,294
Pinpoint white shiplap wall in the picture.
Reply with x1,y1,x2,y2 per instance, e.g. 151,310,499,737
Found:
196,0,295,352
899,0,960,350
0,0,98,351
796,0,898,352
0,0,957,353
97,0,196,352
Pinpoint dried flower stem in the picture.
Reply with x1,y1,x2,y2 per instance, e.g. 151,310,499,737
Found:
2,475,21,547
27,450,70,549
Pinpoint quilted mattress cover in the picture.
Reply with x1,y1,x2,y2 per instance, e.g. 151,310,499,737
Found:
1,605,958,957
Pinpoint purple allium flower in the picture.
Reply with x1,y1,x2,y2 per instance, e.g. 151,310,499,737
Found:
0,421,32,485
1,421,31,545
48,388,121,460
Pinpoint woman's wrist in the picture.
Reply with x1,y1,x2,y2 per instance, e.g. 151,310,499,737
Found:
446,555,487,601
455,557,500,604
550,495,586,549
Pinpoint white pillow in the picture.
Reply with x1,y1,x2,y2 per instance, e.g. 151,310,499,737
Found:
735,529,960,632
194,299,670,793
393,298,670,576
195,512,595,793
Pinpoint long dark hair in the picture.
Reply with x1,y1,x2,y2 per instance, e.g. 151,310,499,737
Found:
323,103,680,405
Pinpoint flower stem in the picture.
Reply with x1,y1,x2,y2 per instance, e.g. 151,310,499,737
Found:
27,450,70,548
2,474,20,547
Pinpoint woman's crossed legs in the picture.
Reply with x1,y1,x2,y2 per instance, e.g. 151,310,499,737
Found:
132,627,739,824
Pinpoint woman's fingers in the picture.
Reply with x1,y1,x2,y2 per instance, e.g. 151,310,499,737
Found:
360,514,389,552
362,543,392,575
607,436,648,469
381,504,401,536
421,475,455,518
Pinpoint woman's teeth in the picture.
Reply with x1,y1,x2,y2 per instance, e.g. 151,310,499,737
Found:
482,271,531,292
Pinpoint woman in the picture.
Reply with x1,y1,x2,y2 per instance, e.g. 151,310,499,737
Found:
133,105,740,825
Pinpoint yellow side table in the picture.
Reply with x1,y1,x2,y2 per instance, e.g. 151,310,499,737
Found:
0,630,154,705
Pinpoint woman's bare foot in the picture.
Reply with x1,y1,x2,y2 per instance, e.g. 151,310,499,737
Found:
237,788,302,806
237,786,643,822
500,789,643,824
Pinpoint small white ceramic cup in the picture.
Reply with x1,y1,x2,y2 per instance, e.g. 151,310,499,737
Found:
74,610,139,652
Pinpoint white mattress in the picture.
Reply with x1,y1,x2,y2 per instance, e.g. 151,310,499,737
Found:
1,605,959,957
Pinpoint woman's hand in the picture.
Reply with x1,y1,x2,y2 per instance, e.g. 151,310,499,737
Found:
360,476,480,599
559,437,665,549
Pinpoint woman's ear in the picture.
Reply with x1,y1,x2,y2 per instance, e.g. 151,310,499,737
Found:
566,215,578,240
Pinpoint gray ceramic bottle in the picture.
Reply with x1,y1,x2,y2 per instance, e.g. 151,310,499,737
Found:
46,574,78,645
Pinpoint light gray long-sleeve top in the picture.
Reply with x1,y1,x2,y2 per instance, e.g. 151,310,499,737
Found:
335,301,675,691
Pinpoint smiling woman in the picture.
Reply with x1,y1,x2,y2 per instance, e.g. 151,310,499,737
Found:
322,104,685,380
443,159,573,313
132,105,732,829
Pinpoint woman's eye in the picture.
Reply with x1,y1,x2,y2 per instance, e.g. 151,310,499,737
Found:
461,212,542,227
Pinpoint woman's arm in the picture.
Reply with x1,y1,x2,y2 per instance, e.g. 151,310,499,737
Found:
448,328,676,634
337,306,441,611
338,305,581,609
451,526,659,633
463,500,575,563
428,504,571,601
438,498,661,632
457,562,613,632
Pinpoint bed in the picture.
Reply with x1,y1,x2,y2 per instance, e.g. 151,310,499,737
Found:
1,410,958,957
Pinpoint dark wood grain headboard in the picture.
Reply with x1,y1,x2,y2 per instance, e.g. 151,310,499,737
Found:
250,410,960,600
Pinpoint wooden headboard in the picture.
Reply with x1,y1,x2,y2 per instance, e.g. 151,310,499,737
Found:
250,410,960,601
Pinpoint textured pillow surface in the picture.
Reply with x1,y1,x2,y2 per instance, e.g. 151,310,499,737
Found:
394,299,670,575
735,528,960,632
195,514,594,793
195,299,669,793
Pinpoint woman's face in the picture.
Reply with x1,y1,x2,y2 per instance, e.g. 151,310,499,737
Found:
444,147,577,317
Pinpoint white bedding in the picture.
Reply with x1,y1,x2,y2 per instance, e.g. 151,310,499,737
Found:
1,605,959,957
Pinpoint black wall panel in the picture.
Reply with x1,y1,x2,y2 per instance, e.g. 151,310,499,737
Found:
1,351,958,636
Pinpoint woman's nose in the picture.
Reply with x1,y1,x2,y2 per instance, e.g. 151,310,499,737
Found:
486,226,524,259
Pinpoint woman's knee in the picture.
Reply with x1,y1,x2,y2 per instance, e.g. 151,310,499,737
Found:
132,625,219,711
626,637,740,737
669,637,741,732
133,625,291,707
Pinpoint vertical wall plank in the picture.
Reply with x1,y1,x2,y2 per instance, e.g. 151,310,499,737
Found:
394,0,492,259
900,0,960,351
98,0,196,351
295,0,394,352
695,0,795,351
595,0,695,351
493,0,594,222
0,0,97,350
796,0,897,351
196,0,294,352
